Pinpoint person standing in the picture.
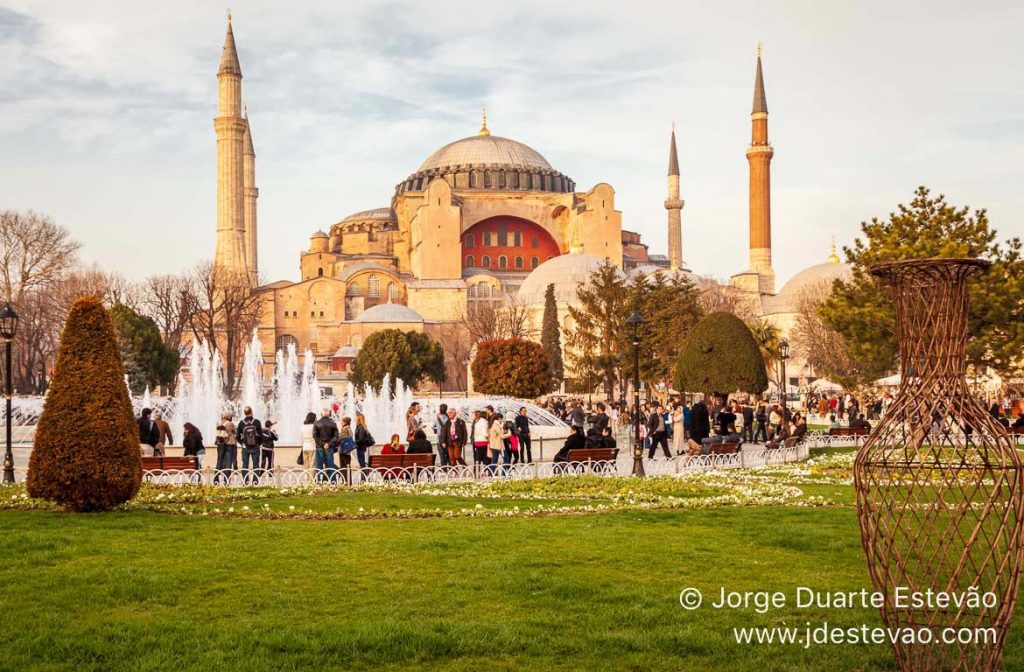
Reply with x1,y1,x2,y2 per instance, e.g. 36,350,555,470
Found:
646,403,671,458
137,408,159,456
406,402,423,442
445,407,467,466
514,407,532,463
214,411,236,485
235,406,264,486
687,397,711,453
472,410,489,468
152,410,173,456
433,403,451,467
354,413,374,471
313,409,339,484
260,420,278,477
182,422,205,468
671,403,685,455
741,400,755,444
570,400,586,430
488,413,509,476
337,416,355,484
299,412,316,469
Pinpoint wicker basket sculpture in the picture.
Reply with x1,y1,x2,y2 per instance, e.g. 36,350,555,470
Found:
855,258,1024,671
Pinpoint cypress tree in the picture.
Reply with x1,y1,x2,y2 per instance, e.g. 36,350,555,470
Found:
540,283,563,391
674,311,768,397
27,296,142,512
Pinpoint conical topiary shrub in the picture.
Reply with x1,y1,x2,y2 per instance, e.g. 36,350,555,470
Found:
27,296,142,511
673,311,768,396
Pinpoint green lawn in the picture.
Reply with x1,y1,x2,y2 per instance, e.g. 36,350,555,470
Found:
1,451,1021,672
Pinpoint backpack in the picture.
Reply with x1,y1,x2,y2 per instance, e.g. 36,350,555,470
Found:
242,421,258,447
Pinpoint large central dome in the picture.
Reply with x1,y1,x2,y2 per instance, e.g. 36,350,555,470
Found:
395,119,575,196
418,135,553,173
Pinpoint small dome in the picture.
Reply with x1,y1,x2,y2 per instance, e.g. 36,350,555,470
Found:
333,345,359,358
310,230,328,239
352,302,424,323
341,207,396,224
418,135,553,173
766,261,852,314
518,253,620,305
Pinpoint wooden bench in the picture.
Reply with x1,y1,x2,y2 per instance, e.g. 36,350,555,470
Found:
828,427,870,437
368,454,436,469
566,448,618,463
141,456,197,472
709,442,741,455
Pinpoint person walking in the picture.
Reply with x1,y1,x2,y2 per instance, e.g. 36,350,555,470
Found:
514,407,532,463
152,410,173,456
299,411,316,470
182,422,205,468
671,403,685,455
488,412,510,476
444,407,467,466
313,409,339,484
433,403,451,467
646,403,671,458
235,406,264,486
260,420,278,477
214,411,236,485
354,413,374,472
137,408,160,456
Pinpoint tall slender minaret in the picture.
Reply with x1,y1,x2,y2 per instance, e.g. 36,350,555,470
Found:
242,107,258,281
747,44,775,293
664,123,685,271
213,12,248,277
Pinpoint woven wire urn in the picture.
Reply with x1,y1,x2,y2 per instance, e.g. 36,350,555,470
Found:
855,258,1024,671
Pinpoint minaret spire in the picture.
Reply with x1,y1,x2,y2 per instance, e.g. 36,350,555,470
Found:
745,45,775,293
214,13,248,277
243,107,259,282
664,124,685,271
478,108,490,136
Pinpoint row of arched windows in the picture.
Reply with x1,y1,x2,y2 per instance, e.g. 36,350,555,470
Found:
467,283,495,299
465,255,540,270
345,275,401,300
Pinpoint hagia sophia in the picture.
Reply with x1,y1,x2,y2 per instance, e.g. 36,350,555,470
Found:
211,16,849,390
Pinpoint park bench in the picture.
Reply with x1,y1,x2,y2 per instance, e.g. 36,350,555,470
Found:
141,456,198,473
368,453,435,480
709,442,741,455
566,447,618,473
828,427,870,437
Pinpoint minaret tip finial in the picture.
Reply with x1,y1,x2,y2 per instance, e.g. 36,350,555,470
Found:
757,41,762,58
672,120,675,133
228,8,232,22
478,108,490,136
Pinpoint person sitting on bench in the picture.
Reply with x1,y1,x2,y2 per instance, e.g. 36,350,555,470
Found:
553,426,585,463
600,426,617,448
406,429,433,454
381,434,406,455
849,413,872,431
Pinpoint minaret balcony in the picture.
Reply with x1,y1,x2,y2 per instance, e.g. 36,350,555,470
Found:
663,198,684,210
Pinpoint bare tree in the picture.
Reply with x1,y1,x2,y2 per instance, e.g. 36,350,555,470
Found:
791,282,859,387
141,273,194,350
694,275,759,322
434,321,472,391
185,261,263,395
463,294,536,342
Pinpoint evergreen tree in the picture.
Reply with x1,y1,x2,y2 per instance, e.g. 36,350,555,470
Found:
565,262,628,396
27,296,142,512
820,186,1024,385
626,271,703,395
540,283,563,390
674,312,768,396
111,303,179,394
349,329,446,392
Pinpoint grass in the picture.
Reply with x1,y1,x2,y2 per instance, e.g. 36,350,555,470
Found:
0,450,1021,672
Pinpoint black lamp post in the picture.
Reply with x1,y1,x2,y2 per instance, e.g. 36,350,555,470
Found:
626,312,645,477
1,302,18,484
778,339,790,427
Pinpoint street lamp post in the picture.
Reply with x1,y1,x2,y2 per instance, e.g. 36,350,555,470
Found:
626,312,645,477
1,302,19,484
778,339,790,428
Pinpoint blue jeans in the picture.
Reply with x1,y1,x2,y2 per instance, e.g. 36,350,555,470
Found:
242,447,260,484
356,448,367,469
437,442,450,467
214,445,236,484
315,446,337,483
488,450,501,476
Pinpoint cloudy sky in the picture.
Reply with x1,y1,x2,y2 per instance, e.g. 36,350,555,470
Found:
1,0,1022,287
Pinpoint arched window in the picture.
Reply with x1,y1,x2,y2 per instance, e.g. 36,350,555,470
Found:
465,255,474,268
467,284,477,299
531,256,540,269
368,274,380,299
480,284,491,298
276,334,298,351
317,267,324,277
346,283,361,297
498,256,507,269
482,255,491,268
387,282,399,301
465,234,475,248
515,256,524,269
513,231,522,246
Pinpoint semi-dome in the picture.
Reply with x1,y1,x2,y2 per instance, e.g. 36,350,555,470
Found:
766,259,852,314
341,207,396,224
418,135,553,173
352,301,424,323
518,253,620,305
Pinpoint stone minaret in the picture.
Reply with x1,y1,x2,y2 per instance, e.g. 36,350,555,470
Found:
243,107,258,281
746,45,775,293
664,124,685,271
213,13,248,276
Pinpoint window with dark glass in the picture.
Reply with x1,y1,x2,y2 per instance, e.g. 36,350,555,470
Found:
497,224,507,246
515,256,523,269
465,234,475,248
531,257,539,269
498,256,507,269
482,255,491,268
466,255,474,267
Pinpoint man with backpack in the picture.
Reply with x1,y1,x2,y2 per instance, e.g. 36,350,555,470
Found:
235,406,264,485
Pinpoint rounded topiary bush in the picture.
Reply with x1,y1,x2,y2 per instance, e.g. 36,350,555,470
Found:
673,311,768,396
27,296,142,511
472,338,552,398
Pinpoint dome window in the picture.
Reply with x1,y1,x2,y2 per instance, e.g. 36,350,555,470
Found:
368,274,380,299
515,256,524,269
466,255,474,268
482,255,491,268
531,256,539,269
498,256,507,269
